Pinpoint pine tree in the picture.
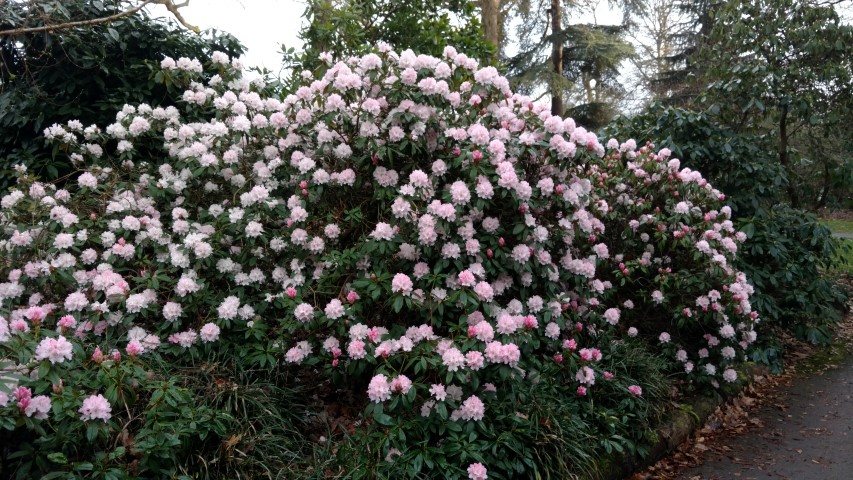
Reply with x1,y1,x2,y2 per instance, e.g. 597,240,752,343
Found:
506,0,638,124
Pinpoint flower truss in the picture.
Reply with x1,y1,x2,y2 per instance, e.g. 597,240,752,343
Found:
0,45,757,477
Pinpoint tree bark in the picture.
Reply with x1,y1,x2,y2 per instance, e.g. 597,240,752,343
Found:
479,0,501,64
779,105,801,208
816,156,831,210
550,0,563,116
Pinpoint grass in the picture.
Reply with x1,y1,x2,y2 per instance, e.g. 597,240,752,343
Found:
832,239,853,276
822,218,853,235
819,217,852,276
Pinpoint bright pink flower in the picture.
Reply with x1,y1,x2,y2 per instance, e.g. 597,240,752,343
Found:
457,270,475,287
126,340,143,356
346,290,360,304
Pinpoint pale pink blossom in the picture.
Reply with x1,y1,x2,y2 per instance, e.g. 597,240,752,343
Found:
79,394,111,422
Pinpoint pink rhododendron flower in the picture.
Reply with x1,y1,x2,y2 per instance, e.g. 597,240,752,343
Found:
457,395,485,421
79,394,111,422
34,336,73,364
199,323,220,342
391,273,413,296
367,374,391,403
467,463,488,480
390,375,413,394
324,299,345,319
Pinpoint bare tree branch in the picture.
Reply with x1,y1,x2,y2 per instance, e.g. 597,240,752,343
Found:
0,0,200,37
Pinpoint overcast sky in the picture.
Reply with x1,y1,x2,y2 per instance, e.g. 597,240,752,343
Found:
147,0,306,72
147,0,622,73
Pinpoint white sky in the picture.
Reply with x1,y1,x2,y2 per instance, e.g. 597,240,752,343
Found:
147,0,306,73
148,0,622,73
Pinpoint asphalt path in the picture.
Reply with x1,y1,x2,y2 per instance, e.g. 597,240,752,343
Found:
678,355,853,480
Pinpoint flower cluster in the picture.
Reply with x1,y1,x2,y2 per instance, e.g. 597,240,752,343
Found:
0,46,758,477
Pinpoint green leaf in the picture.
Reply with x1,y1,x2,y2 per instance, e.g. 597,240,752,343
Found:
374,412,394,426
46,452,68,465
85,423,99,442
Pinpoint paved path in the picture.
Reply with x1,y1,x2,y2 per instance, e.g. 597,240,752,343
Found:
833,232,853,239
678,355,853,480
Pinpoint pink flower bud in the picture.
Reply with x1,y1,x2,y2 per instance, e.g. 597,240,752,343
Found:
346,290,359,304
286,287,297,299
92,347,105,363
126,340,143,357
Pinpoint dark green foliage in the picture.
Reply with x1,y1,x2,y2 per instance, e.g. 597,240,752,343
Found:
651,0,723,106
0,0,244,188
699,0,853,210
737,206,848,345
326,338,669,480
561,24,635,130
605,0,853,344
606,104,850,347
604,103,784,217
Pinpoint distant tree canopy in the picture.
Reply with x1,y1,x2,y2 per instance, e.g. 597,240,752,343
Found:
503,0,641,128
0,0,244,187
282,0,495,89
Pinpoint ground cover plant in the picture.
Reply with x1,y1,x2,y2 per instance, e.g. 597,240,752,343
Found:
0,47,759,479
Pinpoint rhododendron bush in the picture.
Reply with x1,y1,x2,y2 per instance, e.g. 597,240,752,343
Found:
0,46,759,478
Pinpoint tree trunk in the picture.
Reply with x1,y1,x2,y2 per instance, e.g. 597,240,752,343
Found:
550,0,563,116
778,105,801,208
816,156,831,210
479,0,501,64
